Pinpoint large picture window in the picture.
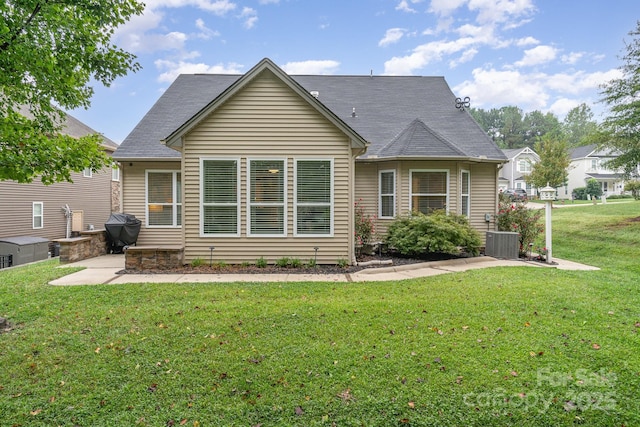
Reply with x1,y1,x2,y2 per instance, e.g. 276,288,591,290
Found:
410,170,449,214
248,159,286,236
379,170,396,218
295,159,332,236
201,159,239,236
146,171,181,227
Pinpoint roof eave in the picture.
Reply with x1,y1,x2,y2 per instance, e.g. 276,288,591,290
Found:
357,155,507,163
163,58,369,150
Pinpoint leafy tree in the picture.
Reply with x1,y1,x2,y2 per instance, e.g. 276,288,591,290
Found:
523,110,560,147
585,178,603,199
0,0,144,184
562,103,598,147
525,132,571,189
496,199,543,256
624,180,640,199
598,21,640,178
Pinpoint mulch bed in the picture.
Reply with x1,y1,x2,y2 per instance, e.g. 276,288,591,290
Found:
123,252,465,275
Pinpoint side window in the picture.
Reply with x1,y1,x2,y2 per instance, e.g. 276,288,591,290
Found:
33,202,43,229
379,170,396,219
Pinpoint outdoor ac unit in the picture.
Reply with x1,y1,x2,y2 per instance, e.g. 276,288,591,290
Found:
485,231,519,259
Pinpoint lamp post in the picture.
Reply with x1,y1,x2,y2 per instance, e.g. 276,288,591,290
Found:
539,183,556,264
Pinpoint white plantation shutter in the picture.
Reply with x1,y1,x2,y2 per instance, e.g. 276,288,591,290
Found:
296,160,332,235
249,159,285,235
147,171,181,226
410,170,448,214
202,159,239,235
379,170,395,218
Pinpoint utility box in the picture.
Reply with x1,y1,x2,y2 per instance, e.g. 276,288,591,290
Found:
485,231,519,259
0,236,50,267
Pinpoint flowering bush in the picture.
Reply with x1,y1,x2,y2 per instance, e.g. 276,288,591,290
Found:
495,199,543,256
354,200,376,246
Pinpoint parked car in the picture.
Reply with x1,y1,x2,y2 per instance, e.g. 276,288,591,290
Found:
503,188,528,201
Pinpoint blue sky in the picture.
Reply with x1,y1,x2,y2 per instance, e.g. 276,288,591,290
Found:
67,0,639,143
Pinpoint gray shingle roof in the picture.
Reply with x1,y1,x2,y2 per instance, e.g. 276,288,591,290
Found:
115,62,505,162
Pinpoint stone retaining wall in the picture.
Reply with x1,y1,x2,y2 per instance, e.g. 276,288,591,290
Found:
125,246,184,271
55,230,108,263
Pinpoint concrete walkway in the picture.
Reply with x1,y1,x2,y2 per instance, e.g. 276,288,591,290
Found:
49,254,600,286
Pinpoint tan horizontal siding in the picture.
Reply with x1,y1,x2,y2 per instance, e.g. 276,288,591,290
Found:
0,167,113,242
468,163,499,244
181,69,355,264
121,161,183,246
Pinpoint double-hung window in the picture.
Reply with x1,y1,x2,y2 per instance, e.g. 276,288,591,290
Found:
461,170,470,217
410,170,449,214
201,159,240,236
248,159,286,236
379,170,396,219
295,159,332,236
146,171,181,227
33,202,43,229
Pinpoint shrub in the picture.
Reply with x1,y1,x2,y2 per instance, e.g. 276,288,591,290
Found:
354,199,376,245
289,258,302,268
306,258,317,268
496,199,543,256
276,257,290,268
624,180,640,200
191,257,203,267
337,258,349,268
255,257,267,268
572,187,587,200
586,178,603,199
385,210,481,257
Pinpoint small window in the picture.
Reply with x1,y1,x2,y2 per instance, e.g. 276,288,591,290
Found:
461,170,470,217
379,170,396,218
248,159,286,236
518,159,532,173
33,202,43,229
295,159,333,236
146,171,182,227
83,167,92,178
410,170,449,214
112,163,120,181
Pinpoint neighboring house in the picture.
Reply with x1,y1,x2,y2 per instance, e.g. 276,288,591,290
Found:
499,147,539,196
0,111,121,250
563,144,626,199
113,58,507,265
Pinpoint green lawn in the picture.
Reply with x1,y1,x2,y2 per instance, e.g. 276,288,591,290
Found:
1,202,639,426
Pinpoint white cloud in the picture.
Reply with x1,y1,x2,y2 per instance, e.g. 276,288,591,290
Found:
561,52,584,65
239,7,258,29
195,18,220,39
258,0,279,3
468,0,536,25
155,59,244,82
383,37,476,74
452,67,623,114
514,45,558,67
429,0,467,16
515,36,538,46
379,28,406,47
396,0,421,13
280,60,340,75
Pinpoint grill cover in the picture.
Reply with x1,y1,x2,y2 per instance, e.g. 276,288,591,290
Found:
104,213,141,253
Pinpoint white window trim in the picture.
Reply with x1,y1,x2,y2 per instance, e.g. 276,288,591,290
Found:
33,202,43,229
247,158,287,237
112,163,120,182
294,158,334,237
461,169,470,217
83,167,92,178
409,169,450,214
200,158,241,237
378,169,396,219
145,170,182,228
